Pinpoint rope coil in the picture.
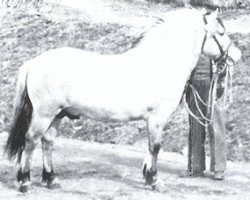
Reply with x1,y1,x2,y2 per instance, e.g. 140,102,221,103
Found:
183,58,235,127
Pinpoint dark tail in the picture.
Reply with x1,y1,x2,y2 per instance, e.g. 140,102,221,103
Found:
5,65,33,163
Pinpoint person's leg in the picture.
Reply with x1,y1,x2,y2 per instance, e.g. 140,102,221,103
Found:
208,104,227,180
188,114,206,175
186,78,209,176
182,57,211,177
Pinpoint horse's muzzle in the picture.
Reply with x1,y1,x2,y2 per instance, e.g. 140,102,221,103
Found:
228,44,242,64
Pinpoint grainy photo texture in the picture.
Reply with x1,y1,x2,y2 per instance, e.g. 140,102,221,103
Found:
0,0,250,199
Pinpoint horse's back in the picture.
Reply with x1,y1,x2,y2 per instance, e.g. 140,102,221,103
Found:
21,8,204,121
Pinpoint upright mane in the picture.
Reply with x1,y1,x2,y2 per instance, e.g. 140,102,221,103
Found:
130,8,205,59
130,17,165,49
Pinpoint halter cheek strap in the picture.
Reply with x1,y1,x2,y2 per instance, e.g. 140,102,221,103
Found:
212,35,228,62
201,13,226,59
201,32,207,54
212,35,224,55
201,13,209,54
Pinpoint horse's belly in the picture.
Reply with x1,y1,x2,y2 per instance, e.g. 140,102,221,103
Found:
67,84,184,123
67,103,145,122
64,69,187,123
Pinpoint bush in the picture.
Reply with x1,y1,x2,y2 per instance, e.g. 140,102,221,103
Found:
144,0,249,8
190,0,250,9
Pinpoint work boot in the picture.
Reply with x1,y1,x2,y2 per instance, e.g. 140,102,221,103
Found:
213,171,224,180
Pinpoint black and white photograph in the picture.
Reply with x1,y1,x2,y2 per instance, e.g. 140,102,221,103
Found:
0,0,249,199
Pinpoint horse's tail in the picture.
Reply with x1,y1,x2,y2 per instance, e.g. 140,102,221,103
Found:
5,64,33,163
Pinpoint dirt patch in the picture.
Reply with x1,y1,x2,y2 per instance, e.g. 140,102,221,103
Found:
0,133,250,199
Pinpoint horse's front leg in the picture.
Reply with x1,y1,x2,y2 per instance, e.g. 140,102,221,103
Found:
142,115,165,188
41,117,61,189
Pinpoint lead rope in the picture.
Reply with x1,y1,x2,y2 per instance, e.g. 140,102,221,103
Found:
190,84,213,122
216,61,234,108
189,84,211,107
207,71,219,123
183,92,210,127
183,75,217,127
184,60,234,127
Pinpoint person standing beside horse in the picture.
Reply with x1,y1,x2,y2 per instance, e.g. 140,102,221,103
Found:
184,46,241,180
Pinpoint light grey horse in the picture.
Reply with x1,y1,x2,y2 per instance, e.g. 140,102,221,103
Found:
5,8,241,193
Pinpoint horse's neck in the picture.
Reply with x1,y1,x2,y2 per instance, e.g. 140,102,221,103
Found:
125,24,205,75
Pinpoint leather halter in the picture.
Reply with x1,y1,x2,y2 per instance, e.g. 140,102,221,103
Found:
184,13,235,127
201,13,227,62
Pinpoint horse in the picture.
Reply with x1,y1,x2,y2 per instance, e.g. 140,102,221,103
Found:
5,8,241,193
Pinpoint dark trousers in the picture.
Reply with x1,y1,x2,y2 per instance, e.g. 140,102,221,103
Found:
187,59,227,174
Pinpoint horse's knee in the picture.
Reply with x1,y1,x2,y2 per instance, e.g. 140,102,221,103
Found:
147,118,164,155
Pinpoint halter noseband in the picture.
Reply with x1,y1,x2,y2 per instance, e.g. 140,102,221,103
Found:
201,13,227,62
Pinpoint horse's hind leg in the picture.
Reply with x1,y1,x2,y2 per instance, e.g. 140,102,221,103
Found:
41,117,61,189
18,114,53,193
142,115,165,188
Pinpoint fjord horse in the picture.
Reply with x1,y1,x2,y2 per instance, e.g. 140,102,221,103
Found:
5,8,241,192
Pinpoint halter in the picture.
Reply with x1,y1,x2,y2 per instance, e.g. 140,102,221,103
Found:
201,13,228,63
183,13,235,127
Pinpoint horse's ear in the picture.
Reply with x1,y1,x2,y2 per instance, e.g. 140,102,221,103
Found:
201,8,207,15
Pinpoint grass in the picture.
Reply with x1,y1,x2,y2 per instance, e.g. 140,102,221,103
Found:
0,1,250,162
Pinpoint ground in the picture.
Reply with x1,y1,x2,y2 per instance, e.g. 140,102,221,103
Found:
0,0,250,199
1,132,250,200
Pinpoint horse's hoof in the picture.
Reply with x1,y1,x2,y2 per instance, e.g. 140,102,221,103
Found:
146,175,157,187
151,183,157,190
143,167,158,186
213,171,224,180
19,185,30,193
47,178,61,189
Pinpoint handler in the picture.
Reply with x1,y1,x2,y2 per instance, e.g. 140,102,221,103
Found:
185,56,227,180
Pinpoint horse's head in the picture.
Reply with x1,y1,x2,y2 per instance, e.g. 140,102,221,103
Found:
201,8,241,65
